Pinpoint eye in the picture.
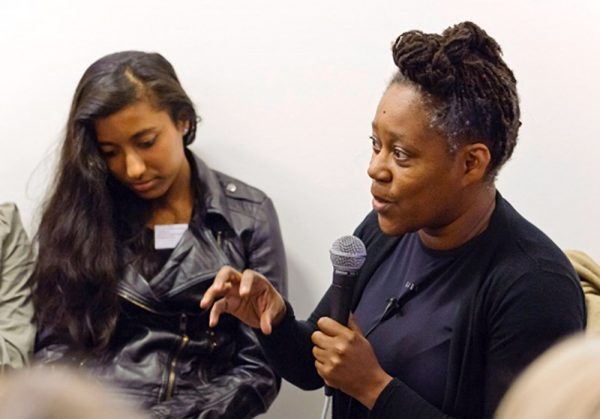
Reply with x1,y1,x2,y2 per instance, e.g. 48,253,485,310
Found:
99,147,117,158
138,136,157,149
392,147,410,162
370,135,381,153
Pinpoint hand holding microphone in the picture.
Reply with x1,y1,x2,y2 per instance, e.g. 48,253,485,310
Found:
312,236,392,409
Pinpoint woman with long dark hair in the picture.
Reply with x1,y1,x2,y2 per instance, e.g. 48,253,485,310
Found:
200,22,585,419
32,51,286,418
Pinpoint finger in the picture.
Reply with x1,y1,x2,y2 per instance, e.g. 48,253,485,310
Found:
239,269,259,297
347,315,364,335
312,344,329,362
200,266,241,308
311,330,335,348
208,297,231,328
260,311,273,335
314,359,333,387
316,316,348,336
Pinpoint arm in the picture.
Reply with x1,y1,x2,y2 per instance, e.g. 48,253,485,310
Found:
150,322,280,419
257,298,324,390
0,203,35,370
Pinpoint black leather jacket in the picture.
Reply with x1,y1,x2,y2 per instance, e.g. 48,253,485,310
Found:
36,153,287,419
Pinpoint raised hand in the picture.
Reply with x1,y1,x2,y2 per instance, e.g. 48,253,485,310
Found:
200,266,287,335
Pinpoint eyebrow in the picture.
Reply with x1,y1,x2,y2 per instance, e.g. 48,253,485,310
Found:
371,121,405,143
97,127,157,145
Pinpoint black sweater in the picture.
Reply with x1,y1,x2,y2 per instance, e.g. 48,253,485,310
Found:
258,194,585,418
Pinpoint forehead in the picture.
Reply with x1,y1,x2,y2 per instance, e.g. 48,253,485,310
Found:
373,83,453,157
373,84,441,144
94,100,170,141
373,83,428,131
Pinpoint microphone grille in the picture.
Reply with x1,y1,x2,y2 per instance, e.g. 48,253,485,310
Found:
329,235,367,272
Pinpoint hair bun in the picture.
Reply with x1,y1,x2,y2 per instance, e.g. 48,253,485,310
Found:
441,21,503,65
391,22,508,97
392,31,456,96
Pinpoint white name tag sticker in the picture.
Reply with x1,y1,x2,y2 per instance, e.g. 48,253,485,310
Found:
154,224,188,249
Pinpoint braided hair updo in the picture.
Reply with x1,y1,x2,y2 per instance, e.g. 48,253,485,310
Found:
391,21,521,178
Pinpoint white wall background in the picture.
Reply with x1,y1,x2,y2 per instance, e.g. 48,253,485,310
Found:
1,1,599,417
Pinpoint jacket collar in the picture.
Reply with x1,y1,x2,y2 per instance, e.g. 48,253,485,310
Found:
188,151,235,230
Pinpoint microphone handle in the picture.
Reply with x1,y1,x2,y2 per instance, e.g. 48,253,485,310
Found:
329,270,355,325
324,269,356,396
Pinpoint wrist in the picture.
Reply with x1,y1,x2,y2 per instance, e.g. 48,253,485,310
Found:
270,296,288,327
356,370,393,410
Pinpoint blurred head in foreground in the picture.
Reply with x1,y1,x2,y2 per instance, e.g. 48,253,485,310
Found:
495,334,600,419
0,366,149,419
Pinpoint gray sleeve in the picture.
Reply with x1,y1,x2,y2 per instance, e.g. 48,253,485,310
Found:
0,203,36,370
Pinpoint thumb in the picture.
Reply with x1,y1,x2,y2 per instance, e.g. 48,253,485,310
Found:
260,312,273,335
347,314,364,335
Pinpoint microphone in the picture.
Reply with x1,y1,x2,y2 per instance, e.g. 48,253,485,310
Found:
325,235,367,396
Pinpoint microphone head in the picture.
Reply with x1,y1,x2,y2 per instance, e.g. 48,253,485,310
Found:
329,235,367,273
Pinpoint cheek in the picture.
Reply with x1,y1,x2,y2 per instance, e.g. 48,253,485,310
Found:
104,157,124,179
389,167,425,197
157,139,186,173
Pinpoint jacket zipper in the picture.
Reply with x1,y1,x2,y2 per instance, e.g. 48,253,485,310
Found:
118,290,190,401
117,290,163,315
165,313,190,400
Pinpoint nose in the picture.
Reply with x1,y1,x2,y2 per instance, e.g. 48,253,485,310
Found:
367,151,392,183
125,151,146,180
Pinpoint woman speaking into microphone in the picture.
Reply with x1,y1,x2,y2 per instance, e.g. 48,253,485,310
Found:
201,21,585,419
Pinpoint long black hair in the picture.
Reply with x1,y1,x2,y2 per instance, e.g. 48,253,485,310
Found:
390,21,521,178
32,51,198,352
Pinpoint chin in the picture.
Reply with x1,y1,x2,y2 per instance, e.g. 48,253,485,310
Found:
132,188,166,200
376,213,409,237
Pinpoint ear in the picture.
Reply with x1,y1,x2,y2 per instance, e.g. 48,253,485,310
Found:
460,143,491,185
178,120,190,136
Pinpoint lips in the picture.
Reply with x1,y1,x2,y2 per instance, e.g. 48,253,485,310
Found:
130,179,158,193
371,192,394,213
